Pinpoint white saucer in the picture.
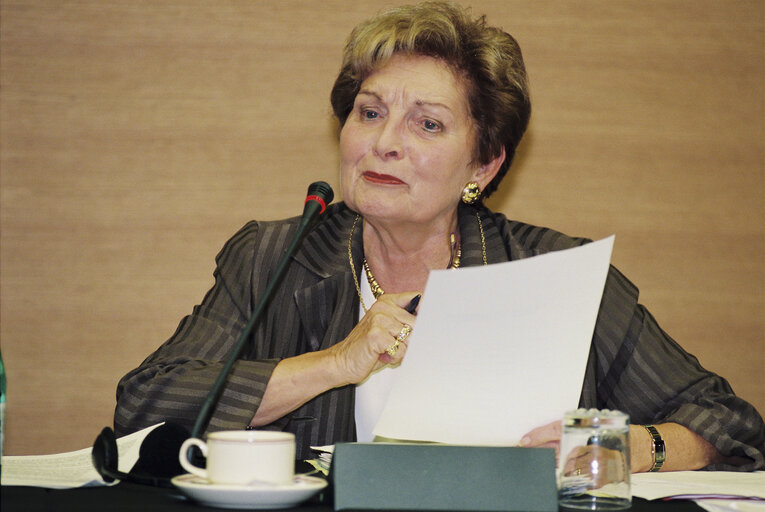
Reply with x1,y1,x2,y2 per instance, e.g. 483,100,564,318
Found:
171,474,328,509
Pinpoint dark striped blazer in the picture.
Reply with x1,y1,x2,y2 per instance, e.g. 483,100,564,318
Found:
114,202,765,468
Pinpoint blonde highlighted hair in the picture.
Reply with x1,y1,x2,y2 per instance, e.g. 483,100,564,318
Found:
330,1,530,198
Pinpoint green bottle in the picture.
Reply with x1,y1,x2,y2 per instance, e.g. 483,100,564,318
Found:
0,346,5,473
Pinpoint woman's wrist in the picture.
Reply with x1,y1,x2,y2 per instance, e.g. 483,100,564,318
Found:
628,424,657,473
250,349,347,427
296,347,349,391
629,422,729,472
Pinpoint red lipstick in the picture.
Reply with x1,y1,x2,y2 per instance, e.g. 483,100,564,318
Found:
363,171,405,185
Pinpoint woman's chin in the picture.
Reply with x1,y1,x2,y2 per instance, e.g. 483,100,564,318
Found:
355,204,406,223
346,193,407,220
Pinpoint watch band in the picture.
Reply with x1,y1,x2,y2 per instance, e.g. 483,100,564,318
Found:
643,424,666,472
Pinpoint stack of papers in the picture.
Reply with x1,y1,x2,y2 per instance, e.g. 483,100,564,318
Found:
632,470,765,501
632,472,765,512
1,423,162,488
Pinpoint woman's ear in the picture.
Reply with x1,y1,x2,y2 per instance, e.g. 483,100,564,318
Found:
472,147,506,191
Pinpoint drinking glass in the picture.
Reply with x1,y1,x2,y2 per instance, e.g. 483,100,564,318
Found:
558,409,631,510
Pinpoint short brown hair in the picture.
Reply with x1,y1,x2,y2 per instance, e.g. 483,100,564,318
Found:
330,1,530,198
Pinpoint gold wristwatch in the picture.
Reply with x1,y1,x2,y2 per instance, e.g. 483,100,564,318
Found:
643,425,666,472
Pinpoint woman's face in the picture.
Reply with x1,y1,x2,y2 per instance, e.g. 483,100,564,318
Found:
339,53,497,229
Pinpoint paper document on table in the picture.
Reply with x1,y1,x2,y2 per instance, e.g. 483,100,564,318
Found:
697,501,765,512
374,236,614,445
1,422,163,488
631,471,765,500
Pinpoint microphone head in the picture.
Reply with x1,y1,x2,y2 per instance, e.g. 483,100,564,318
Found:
307,181,334,206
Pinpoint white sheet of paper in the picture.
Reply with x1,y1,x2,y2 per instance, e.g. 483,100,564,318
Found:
373,236,614,445
631,471,765,500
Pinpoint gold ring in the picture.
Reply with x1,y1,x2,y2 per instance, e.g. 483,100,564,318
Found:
385,324,412,356
385,341,400,357
396,323,412,342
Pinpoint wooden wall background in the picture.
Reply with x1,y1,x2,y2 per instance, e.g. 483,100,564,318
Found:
1,0,763,455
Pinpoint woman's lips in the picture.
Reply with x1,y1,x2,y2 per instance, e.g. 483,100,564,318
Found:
362,171,405,185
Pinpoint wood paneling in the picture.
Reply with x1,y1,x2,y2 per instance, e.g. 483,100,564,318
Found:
1,0,763,455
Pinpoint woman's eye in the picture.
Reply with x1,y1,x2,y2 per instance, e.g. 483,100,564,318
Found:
422,119,442,132
361,109,379,120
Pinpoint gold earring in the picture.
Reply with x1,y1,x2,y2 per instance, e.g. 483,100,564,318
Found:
461,182,481,204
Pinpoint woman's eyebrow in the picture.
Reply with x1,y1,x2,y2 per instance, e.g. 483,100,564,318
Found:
414,99,453,113
356,89,382,100
357,89,453,111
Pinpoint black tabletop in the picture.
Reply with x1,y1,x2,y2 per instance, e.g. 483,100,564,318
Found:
1,481,706,512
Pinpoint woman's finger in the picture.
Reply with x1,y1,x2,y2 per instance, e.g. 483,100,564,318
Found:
520,420,562,447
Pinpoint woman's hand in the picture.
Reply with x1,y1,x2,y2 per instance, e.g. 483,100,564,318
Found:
328,291,420,385
251,291,418,427
520,420,563,460
520,420,646,472
520,420,729,473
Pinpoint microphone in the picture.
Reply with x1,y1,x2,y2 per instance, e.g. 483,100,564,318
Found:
92,181,334,485
190,180,334,439
301,180,333,229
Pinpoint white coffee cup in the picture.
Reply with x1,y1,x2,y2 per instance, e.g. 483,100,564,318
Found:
179,430,295,486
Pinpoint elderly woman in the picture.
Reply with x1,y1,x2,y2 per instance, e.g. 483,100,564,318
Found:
114,2,765,471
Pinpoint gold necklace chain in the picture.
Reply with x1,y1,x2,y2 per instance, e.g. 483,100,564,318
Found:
363,240,461,300
348,215,371,312
477,210,487,265
349,212,487,312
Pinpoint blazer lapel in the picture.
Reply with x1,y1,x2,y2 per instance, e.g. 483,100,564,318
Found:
292,204,363,351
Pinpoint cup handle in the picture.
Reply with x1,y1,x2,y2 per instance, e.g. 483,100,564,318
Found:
179,438,208,480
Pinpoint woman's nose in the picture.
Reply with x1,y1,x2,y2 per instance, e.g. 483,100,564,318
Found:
372,119,405,160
